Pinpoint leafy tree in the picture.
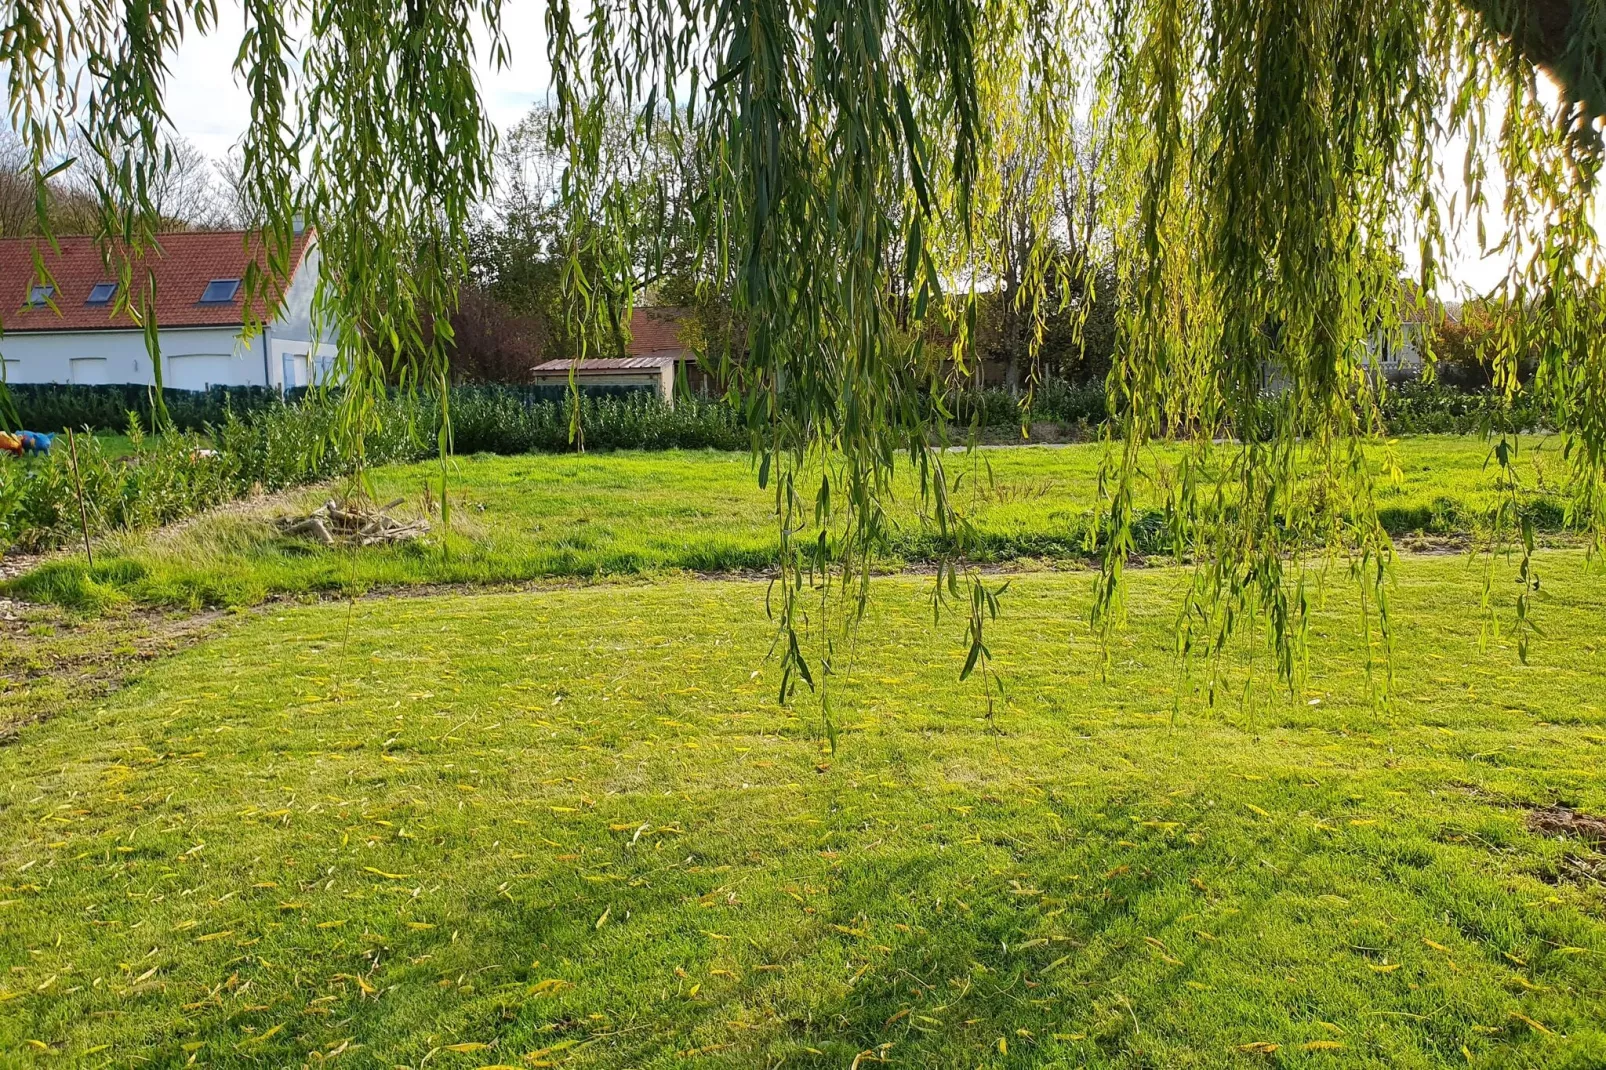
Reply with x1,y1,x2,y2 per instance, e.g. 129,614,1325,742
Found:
463,102,710,376
1,0,1601,695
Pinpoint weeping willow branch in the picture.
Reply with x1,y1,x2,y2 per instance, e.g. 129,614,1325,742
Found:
0,0,1601,706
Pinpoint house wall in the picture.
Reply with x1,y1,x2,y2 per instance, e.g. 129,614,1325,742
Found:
0,326,268,389
265,244,340,390
531,370,666,393
1366,322,1426,377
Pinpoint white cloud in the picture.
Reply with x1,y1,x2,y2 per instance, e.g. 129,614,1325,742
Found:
164,0,552,160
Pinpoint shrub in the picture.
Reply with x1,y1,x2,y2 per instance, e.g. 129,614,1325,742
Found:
1379,381,1549,435
5,383,290,433
937,379,1109,429
0,398,430,555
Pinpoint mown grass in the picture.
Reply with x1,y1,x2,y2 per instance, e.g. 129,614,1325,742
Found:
1,554,1603,1067
4,435,1577,612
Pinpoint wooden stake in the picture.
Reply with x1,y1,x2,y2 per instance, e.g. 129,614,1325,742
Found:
67,428,93,568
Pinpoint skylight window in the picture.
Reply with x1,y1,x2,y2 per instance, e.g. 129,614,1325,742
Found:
26,284,54,307
86,282,118,306
199,278,241,304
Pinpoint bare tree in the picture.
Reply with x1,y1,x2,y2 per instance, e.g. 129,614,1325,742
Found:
212,149,263,229
0,132,36,238
68,132,230,230
0,128,100,237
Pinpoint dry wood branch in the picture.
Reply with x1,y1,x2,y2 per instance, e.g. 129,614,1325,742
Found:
276,497,428,547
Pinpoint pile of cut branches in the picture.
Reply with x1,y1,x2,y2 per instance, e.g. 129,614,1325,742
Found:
277,498,428,547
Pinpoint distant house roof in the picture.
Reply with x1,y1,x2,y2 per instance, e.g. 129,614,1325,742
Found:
532,354,685,373
0,229,313,333
626,306,690,356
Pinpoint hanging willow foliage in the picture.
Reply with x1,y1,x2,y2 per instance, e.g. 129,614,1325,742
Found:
1,0,1601,707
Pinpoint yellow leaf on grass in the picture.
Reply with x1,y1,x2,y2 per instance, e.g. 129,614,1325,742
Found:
444,1042,490,1052
1424,939,1452,954
525,1040,580,1060
1302,1041,1344,1051
529,979,572,996
236,1023,284,1048
1237,1041,1279,1054
1509,1012,1554,1035
363,867,412,880
1246,804,1271,819
1369,963,1402,973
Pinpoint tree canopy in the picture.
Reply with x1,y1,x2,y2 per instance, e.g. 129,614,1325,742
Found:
2,0,1603,704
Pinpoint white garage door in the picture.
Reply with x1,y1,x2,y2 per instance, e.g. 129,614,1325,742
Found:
165,354,238,390
70,357,110,385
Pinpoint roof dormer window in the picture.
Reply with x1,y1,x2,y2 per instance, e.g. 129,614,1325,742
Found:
86,282,118,306
26,283,54,307
199,278,241,304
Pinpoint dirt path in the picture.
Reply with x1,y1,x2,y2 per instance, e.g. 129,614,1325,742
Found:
0,601,228,742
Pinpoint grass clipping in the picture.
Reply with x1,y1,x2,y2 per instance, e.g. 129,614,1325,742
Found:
277,497,428,547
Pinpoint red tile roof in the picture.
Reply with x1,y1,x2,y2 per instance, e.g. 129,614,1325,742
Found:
0,229,313,333
626,306,690,356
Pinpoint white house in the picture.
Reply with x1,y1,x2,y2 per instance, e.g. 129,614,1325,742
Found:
0,227,336,392
1366,321,1428,379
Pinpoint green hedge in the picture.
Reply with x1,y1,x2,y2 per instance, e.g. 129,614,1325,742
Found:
1378,380,1549,435
5,384,291,433
6,377,1547,444
446,388,747,453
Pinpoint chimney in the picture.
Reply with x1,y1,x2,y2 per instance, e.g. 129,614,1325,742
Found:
292,213,306,236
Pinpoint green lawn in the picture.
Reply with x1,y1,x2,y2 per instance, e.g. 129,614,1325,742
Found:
92,434,136,460
4,435,1576,611
2,554,1603,1067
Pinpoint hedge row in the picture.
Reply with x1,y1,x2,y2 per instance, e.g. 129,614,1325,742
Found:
7,378,1551,443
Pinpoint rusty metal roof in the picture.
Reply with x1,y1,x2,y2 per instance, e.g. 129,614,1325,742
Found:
532,354,686,372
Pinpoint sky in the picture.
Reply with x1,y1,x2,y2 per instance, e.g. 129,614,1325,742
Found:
162,5,1530,297
165,2,553,160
